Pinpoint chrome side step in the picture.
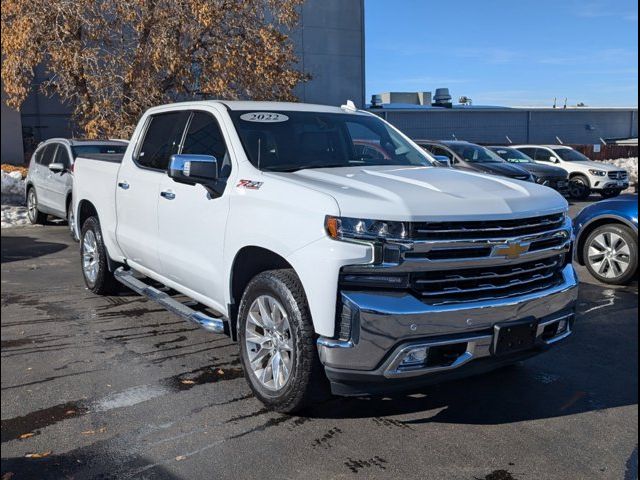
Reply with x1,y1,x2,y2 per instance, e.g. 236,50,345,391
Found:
114,267,225,334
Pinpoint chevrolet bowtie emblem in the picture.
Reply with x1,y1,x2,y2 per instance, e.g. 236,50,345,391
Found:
494,241,530,259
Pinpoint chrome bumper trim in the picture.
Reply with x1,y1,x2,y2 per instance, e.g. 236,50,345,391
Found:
317,264,578,372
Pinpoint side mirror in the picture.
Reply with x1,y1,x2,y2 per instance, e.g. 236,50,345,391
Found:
433,155,452,167
549,156,559,163
48,162,65,173
168,154,218,186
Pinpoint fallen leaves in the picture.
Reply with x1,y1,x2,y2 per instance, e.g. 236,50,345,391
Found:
180,379,196,385
18,432,35,439
81,427,107,435
24,450,52,459
175,455,187,461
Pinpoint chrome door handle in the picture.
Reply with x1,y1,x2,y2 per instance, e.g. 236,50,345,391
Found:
118,182,130,190
160,191,176,200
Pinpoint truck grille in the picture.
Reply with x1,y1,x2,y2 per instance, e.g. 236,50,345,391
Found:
412,213,565,240
608,171,628,180
410,255,566,305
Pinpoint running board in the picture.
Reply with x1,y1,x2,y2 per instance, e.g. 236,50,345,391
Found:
114,267,225,334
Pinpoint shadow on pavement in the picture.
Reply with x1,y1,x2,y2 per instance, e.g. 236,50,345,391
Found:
1,235,68,263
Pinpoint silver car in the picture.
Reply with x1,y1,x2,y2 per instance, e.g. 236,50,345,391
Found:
25,139,128,237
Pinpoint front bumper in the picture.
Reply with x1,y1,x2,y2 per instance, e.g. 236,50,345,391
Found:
317,264,578,395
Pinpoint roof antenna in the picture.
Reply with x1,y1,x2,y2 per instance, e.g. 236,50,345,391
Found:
451,133,458,140
556,136,564,145
506,135,513,144
341,100,357,112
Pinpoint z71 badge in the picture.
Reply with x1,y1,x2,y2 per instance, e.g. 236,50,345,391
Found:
237,179,264,190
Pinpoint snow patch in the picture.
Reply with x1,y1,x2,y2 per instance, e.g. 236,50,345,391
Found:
1,205,31,228
1,170,26,206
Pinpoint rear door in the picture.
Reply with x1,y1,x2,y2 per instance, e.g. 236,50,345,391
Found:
48,144,73,215
157,109,233,307
36,143,59,208
115,110,190,274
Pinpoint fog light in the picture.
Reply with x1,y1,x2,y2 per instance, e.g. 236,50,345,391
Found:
557,319,569,334
400,347,428,367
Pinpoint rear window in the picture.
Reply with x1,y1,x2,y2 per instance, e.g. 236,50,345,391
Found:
72,144,127,159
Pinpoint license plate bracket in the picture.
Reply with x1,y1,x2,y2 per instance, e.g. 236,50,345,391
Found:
492,318,538,356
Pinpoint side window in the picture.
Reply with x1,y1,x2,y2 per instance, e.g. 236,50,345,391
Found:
518,148,536,158
53,145,71,167
181,111,230,178
137,112,190,171
39,144,58,166
534,149,554,162
432,146,454,160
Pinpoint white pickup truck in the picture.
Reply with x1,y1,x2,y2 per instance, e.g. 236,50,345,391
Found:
73,101,579,412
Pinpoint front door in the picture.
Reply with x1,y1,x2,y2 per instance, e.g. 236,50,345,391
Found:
115,110,190,274
48,144,73,215
157,109,233,310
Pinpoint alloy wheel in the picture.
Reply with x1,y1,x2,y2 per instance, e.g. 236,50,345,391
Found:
27,190,38,222
588,231,631,279
82,230,99,284
244,295,294,391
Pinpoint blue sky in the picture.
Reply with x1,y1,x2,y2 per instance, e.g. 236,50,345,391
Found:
365,0,638,107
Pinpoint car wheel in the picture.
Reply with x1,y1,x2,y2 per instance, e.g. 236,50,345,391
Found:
584,224,638,285
600,189,621,199
238,269,328,413
26,187,47,225
569,175,591,200
80,216,118,295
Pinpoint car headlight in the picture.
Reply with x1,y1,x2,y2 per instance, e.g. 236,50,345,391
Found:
325,216,410,241
588,169,607,177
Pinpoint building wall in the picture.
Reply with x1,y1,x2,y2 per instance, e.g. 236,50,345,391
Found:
1,80,24,164
378,108,639,145
293,0,365,108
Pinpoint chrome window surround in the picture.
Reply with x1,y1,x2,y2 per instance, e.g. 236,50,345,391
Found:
381,313,574,378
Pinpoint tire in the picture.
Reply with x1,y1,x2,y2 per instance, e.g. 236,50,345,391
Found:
80,216,119,295
600,189,621,199
26,187,47,225
569,175,591,200
238,269,328,413
583,224,638,285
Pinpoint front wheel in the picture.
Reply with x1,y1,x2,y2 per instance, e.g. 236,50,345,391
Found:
80,216,118,295
569,175,591,200
584,224,638,285
238,269,327,413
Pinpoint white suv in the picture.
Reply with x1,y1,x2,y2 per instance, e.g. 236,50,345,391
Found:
514,145,629,200
26,138,128,236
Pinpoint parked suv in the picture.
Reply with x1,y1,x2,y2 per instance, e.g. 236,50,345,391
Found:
488,146,569,194
514,145,629,200
418,141,534,181
26,139,128,235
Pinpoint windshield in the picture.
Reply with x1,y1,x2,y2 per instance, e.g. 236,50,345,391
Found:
553,148,591,162
72,144,127,158
447,143,504,163
491,147,532,163
229,111,434,172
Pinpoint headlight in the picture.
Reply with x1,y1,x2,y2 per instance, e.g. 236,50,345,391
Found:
325,216,410,241
588,169,607,176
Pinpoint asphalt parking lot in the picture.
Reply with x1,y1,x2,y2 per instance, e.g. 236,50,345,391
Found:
1,200,638,480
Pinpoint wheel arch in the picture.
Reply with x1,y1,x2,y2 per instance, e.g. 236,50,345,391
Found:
576,215,638,265
228,246,300,341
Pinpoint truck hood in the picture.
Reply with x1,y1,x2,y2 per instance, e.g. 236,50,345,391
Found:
273,165,567,221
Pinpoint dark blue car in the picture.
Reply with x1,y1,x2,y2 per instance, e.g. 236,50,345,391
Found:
574,194,638,285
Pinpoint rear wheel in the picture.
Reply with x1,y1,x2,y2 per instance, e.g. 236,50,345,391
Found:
584,224,637,285
569,175,591,200
26,187,47,225
80,216,118,295
238,269,327,413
